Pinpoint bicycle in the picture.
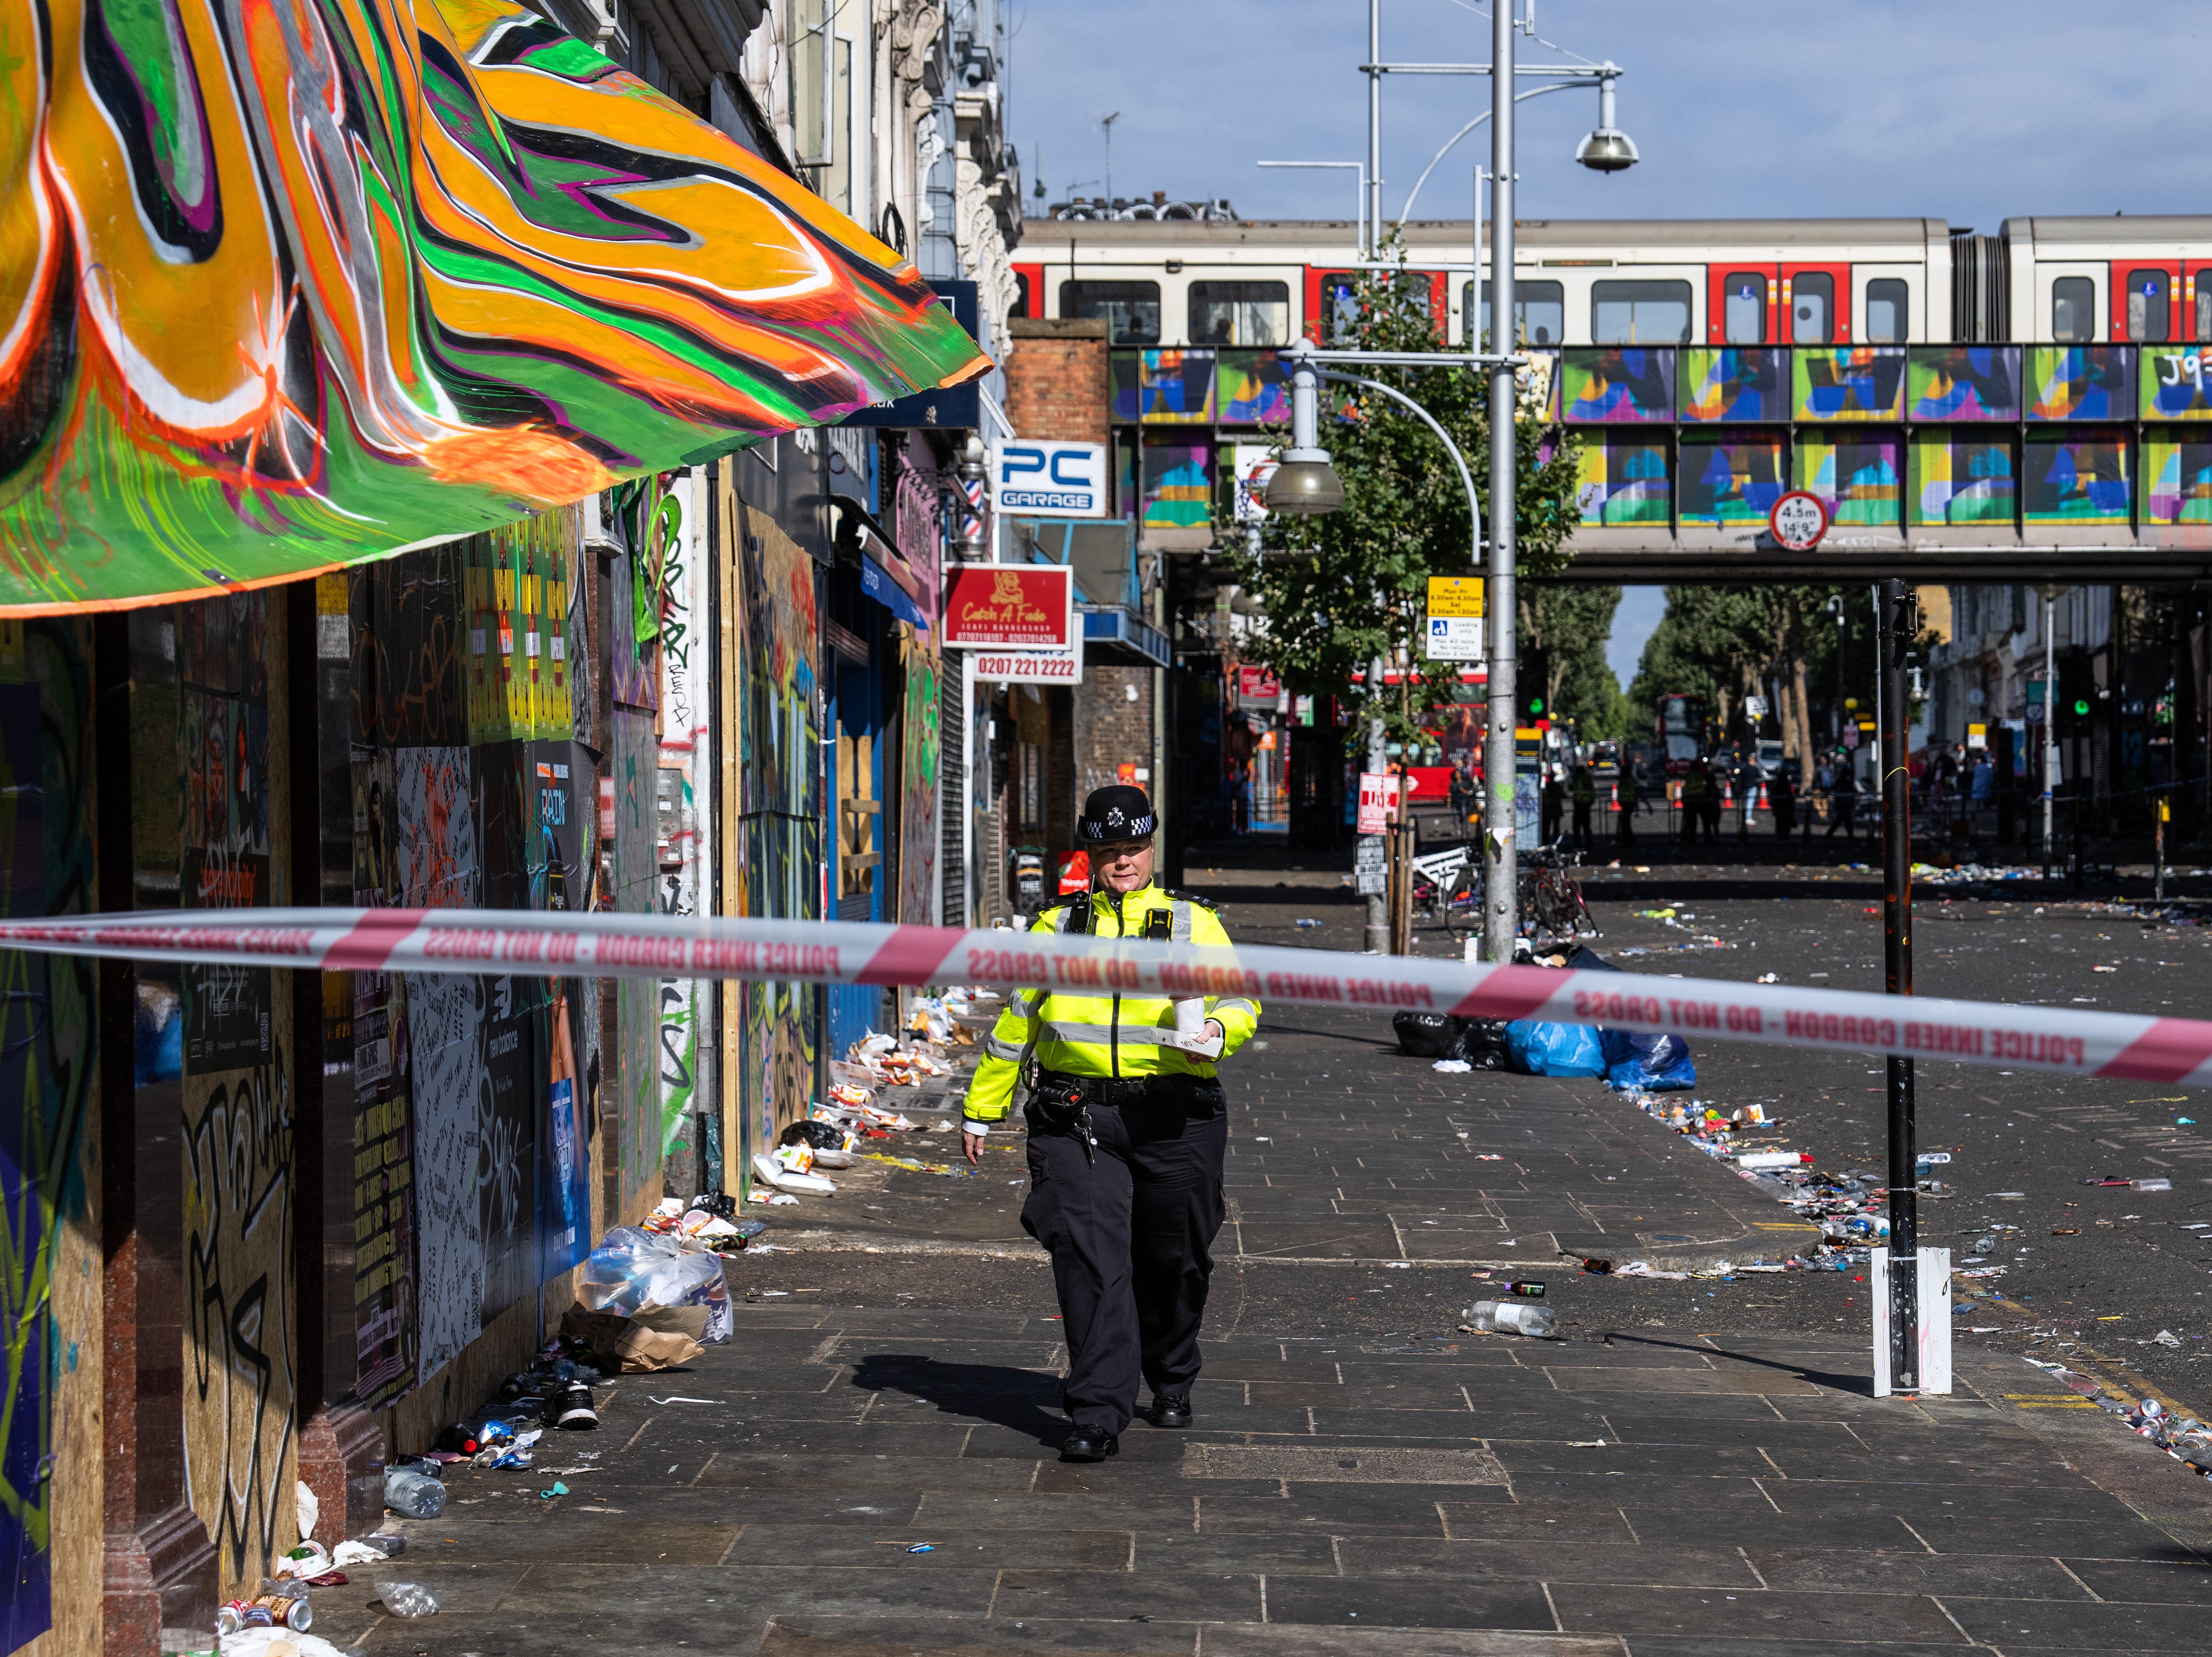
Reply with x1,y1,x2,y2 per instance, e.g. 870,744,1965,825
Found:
1518,845,1597,940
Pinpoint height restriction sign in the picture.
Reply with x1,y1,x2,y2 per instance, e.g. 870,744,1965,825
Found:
1769,490,1829,551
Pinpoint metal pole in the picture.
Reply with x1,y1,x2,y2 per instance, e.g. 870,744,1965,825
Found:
1878,579,1919,1393
2043,587,2058,875
1366,0,1382,254
1367,661,1389,954
1480,0,1519,966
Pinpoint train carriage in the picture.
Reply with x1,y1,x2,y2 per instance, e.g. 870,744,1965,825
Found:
1006,213,2212,581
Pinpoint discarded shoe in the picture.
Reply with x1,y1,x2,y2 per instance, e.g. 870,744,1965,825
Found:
544,1381,599,1431
1060,1427,1119,1463
1150,1395,1192,1430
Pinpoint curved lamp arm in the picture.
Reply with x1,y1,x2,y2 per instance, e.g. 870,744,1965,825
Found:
1314,367,1483,568
1394,81,1579,232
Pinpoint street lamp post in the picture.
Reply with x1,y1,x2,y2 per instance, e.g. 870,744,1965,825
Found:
1482,0,1518,967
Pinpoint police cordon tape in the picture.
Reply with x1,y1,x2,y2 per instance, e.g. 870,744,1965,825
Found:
0,906,2207,1085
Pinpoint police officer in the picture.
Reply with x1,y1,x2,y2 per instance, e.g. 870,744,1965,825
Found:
962,785,1260,1463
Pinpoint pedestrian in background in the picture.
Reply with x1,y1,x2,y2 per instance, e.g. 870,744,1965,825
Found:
1827,754,1859,843
1615,763,1640,850
1569,765,1595,850
1541,769,1565,847
1770,763,1797,841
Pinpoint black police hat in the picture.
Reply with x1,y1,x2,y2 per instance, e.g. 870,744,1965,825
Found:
1076,784,1157,844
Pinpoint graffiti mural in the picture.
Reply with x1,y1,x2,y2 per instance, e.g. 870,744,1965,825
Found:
732,502,822,1161
657,475,711,1157
612,706,661,1206
394,745,484,1379
898,628,941,926
0,620,96,1652
173,594,299,1596
0,0,985,612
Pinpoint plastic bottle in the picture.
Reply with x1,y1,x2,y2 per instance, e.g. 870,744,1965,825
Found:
378,1581,440,1618
1736,1150,1811,1171
1504,1280,1547,1299
2134,1177,2173,1191
383,1466,448,1519
1465,1299,1560,1338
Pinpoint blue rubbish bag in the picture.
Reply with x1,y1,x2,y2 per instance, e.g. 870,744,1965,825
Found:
1599,1027,1697,1091
1502,1018,1607,1078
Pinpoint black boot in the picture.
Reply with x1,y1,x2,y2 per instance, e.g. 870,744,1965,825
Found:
1150,1394,1192,1429
1060,1426,1120,1462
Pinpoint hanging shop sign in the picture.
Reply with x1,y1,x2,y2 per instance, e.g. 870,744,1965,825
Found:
1235,665,1283,708
943,565,1075,650
991,441,1109,517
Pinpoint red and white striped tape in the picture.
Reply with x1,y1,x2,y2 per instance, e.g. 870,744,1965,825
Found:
0,907,2205,1085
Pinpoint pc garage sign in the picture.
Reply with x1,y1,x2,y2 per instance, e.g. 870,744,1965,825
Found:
993,440,1108,517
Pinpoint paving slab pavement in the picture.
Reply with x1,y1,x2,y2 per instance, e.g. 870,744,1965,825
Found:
341,881,2212,1655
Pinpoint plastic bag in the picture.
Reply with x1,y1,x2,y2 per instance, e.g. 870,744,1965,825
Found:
1599,1028,1696,1091
578,1226,732,1343
1392,1011,1466,1060
1502,1019,1606,1078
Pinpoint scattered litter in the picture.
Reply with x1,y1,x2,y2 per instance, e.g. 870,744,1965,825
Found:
648,1396,718,1405
1566,1439,1609,1447
1463,1299,1559,1338
382,1466,446,1519
1756,973,1779,984
1432,1059,1473,1073
1295,918,1320,929
331,1537,405,1566
377,1582,439,1619
2156,1330,2184,1348
906,1543,935,1553
538,1481,569,1499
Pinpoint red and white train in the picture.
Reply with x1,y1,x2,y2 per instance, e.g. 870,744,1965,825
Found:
1011,215,2212,349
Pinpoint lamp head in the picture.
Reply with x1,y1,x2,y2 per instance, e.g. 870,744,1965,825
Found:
1260,452,1345,516
1575,128,1639,173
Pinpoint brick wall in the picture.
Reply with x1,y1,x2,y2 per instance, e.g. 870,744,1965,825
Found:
1076,664,1154,807
1007,318,1109,445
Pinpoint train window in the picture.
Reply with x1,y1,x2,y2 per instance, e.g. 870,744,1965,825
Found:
2199,280,2212,344
1720,271,1767,344
1791,273,1834,344
1465,280,1564,347
2126,269,2171,343
1189,281,1290,346
1012,272,1032,320
1593,280,1692,345
2051,277,2095,342
1060,279,1161,344
1865,278,1909,343
1321,272,1430,344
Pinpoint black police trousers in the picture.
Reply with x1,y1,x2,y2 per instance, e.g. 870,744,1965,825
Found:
1020,1076,1228,1435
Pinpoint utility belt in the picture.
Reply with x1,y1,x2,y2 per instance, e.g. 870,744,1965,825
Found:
1026,1070,1213,1164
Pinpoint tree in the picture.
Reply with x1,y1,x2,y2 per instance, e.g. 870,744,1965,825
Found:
1228,246,1585,751
1522,583,1623,738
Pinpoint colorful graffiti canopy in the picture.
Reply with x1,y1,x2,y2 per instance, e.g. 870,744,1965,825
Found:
0,0,985,612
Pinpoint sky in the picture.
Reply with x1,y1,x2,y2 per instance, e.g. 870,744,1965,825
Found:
1004,0,2210,681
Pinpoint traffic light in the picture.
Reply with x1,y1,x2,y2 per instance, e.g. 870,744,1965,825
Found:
1521,644,1551,726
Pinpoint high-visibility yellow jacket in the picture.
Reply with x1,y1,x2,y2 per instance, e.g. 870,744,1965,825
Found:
962,883,1260,1124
